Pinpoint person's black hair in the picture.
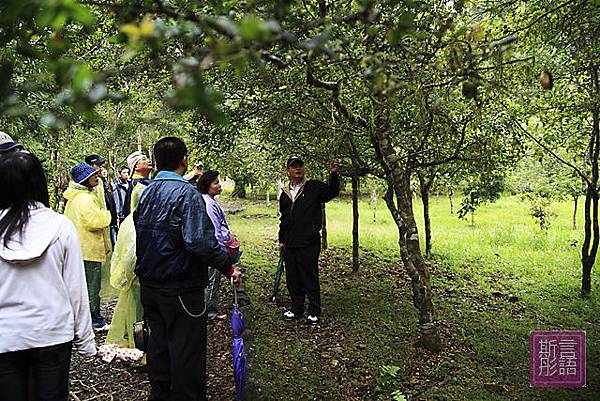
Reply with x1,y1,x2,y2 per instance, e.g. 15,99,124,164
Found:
153,137,187,171
119,166,130,174
197,170,220,194
0,152,50,247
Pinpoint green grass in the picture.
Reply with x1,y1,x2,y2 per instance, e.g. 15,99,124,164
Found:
227,195,600,400
233,194,600,400
105,194,599,400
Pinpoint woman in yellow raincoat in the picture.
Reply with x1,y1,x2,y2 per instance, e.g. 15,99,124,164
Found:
105,181,149,351
64,162,112,330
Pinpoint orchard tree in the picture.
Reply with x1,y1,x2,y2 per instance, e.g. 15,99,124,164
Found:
492,0,600,296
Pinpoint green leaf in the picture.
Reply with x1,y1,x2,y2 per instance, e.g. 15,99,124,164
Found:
387,12,415,45
37,0,95,30
67,1,95,26
392,391,407,401
367,26,379,37
47,34,70,56
211,16,240,37
72,64,93,92
167,71,226,124
239,15,271,42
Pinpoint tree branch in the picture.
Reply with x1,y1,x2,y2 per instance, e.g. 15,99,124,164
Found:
79,0,125,9
416,113,473,168
501,0,581,38
306,64,368,128
514,119,592,187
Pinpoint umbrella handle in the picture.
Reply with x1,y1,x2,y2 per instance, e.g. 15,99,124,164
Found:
231,276,238,307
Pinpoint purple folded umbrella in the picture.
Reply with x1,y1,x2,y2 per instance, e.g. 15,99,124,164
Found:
231,278,247,400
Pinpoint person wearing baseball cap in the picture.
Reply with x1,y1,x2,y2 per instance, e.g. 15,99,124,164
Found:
63,162,112,331
85,154,106,169
0,131,24,156
279,156,341,325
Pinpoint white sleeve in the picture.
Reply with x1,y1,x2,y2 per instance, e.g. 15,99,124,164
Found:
61,220,97,356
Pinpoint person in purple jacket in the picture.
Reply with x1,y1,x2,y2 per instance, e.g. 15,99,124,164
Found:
198,170,239,322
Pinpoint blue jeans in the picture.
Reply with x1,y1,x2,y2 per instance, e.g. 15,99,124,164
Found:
0,341,72,401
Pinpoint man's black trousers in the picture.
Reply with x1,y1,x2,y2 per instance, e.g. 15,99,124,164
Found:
141,285,208,401
284,242,321,317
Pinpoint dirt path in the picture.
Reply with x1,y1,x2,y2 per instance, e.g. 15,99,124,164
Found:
70,298,238,401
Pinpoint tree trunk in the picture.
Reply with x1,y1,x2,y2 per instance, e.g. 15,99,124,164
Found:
581,64,600,298
581,187,597,297
373,128,441,352
266,189,271,205
449,188,454,214
419,174,432,259
371,189,378,222
231,178,247,198
394,171,440,352
50,128,69,212
352,175,359,272
136,125,143,152
573,196,578,230
276,178,283,200
321,203,328,250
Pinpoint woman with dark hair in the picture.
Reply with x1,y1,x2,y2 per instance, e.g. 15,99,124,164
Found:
198,170,240,322
64,162,112,330
0,153,96,401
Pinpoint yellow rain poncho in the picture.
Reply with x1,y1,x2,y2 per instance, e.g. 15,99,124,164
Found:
63,181,111,263
105,182,148,349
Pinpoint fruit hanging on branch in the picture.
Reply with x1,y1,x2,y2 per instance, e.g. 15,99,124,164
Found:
539,71,553,90
461,79,477,99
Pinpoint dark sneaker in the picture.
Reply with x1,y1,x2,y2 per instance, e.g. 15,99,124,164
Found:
282,310,301,321
306,315,319,325
91,311,109,331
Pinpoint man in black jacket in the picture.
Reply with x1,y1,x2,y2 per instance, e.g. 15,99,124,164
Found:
135,137,242,401
279,156,340,325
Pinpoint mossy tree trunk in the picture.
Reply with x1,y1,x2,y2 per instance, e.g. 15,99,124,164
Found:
374,128,441,353
352,175,359,272
231,177,247,199
418,172,433,259
321,203,328,250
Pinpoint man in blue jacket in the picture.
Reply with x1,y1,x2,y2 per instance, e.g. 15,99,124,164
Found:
134,137,242,401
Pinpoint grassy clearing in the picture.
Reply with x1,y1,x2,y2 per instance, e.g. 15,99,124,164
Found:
227,194,599,400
